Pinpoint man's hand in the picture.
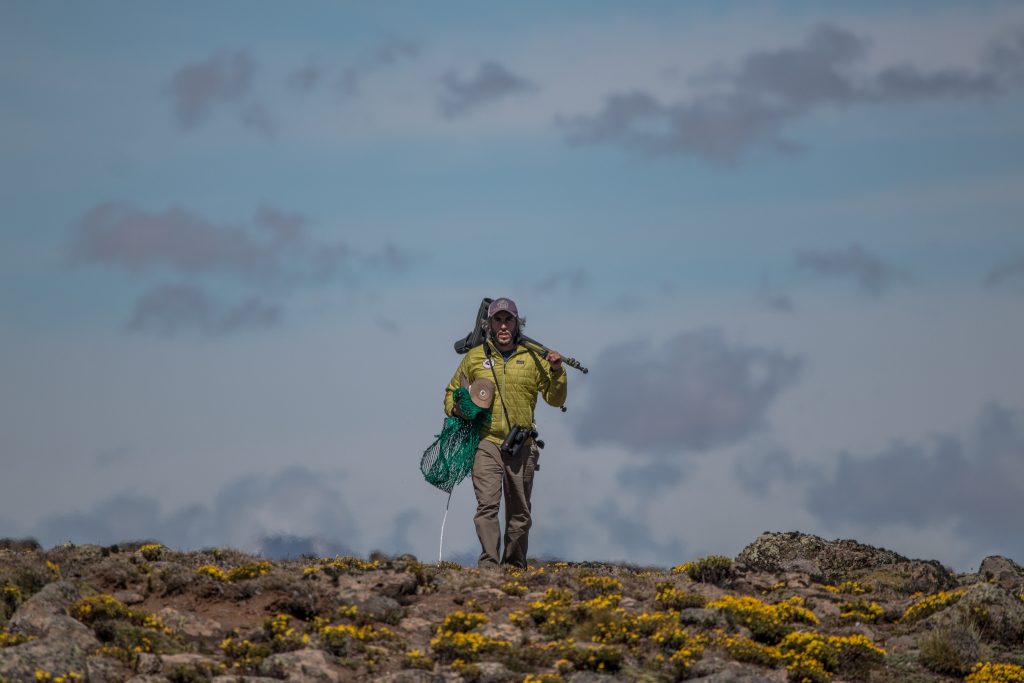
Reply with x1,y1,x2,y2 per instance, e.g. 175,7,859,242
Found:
546,350,563,375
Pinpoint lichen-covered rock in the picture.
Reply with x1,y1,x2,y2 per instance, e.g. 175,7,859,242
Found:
978,555,1024,591
7,580,96,646
735,531,955,592
925,582,1024,644
156,605,224,639
258,647,348,682
0,633,97,681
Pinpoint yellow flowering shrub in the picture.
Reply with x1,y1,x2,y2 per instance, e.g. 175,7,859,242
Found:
839,600,884,623
1,631,36,647
522,674,564,683
966,662,1024,683
220,637,271,671
403,648,434,670
69,594,131,624
196,561,271,582
901,588,966,623
655,584,707,610
567,643,624,672
501,581,527,596
664,634,709,677
439,611,489,633
263,613,309,652
680,555,734,585
430,629,511,663
318,622,393,656
138,544,163,561
778,631,886,682
717,632,783,667
838,581,871,594
303,555,381,577
579,576,622,598
33,671,80,683
707,595,818,643
195,565,230,582
521,588,575,638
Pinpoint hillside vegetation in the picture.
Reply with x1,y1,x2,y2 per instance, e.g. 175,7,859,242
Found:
2,532,1024,682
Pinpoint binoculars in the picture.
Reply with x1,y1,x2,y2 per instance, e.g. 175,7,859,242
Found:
501,424,545,458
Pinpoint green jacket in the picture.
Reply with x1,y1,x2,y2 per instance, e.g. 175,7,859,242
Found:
445,340,568,445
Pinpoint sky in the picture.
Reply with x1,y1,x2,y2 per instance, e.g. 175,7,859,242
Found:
2,1,1023,573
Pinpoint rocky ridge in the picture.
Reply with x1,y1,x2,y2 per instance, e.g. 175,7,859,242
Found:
1,531,1023,682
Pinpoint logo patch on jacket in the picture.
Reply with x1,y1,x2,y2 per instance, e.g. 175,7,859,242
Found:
482,359,493,369
516,360,525,364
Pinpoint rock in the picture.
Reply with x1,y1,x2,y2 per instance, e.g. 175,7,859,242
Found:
735,531,955,592
373,570,420,599
978,555,1024,591
86,654,133,683
568,673,627,683
0,634,98,681
259,647,347,681
353,594,407,625
156,606,224,639
136,652,225,675
7,580,97,648
679,608,728,629
924,582,1024,644
690,661,784,682
112,589,145,605
376,672,446,683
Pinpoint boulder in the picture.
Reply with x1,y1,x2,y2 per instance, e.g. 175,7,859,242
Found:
735,532,955,592
7,580,96,647
978,555,1024,591
259,647,347,682
924,582,1024,644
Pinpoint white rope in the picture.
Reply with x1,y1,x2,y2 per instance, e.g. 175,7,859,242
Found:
438,489,453,564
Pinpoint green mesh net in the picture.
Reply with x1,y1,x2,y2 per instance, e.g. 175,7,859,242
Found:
420,387,491,494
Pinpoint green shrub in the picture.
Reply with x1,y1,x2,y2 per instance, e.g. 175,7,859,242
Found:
684,555,735,586
918,622,981,676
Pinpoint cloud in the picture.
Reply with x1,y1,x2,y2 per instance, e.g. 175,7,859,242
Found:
573,328,802,456
287,57,327,94
288,39,419,98
365,243,426,273
984,255,1024,287
756,281,795,312
69,202,306,279
531,269,588,296
734,448,798,496
616,461,685,497
126,284,282,336
439,61,537,118
338,38,420,97
68,201,424,333
32,466,361,555
794,243,910,296
560,24,1013,163
165,50,272,135
806,403,1024,556
592,501,685,565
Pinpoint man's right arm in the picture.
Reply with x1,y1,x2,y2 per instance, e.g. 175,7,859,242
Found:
444,354,472,417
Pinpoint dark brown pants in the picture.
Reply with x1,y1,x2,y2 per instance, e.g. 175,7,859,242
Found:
471,439,538,568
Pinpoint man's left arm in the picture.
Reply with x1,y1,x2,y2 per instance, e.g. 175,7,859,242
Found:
540,350,567,408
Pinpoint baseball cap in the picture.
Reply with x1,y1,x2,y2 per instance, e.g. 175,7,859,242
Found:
487,297,518,318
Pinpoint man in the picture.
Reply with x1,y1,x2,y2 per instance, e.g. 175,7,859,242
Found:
444,297,567,568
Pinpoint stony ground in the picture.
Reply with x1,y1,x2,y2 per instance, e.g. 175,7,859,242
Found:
2,531,1024,683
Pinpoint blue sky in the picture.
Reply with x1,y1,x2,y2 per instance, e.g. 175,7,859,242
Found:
2,1,1023,571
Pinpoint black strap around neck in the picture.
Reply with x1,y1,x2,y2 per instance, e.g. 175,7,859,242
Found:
484,343,513,433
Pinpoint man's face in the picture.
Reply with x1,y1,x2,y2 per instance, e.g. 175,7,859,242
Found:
489,312,517,348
